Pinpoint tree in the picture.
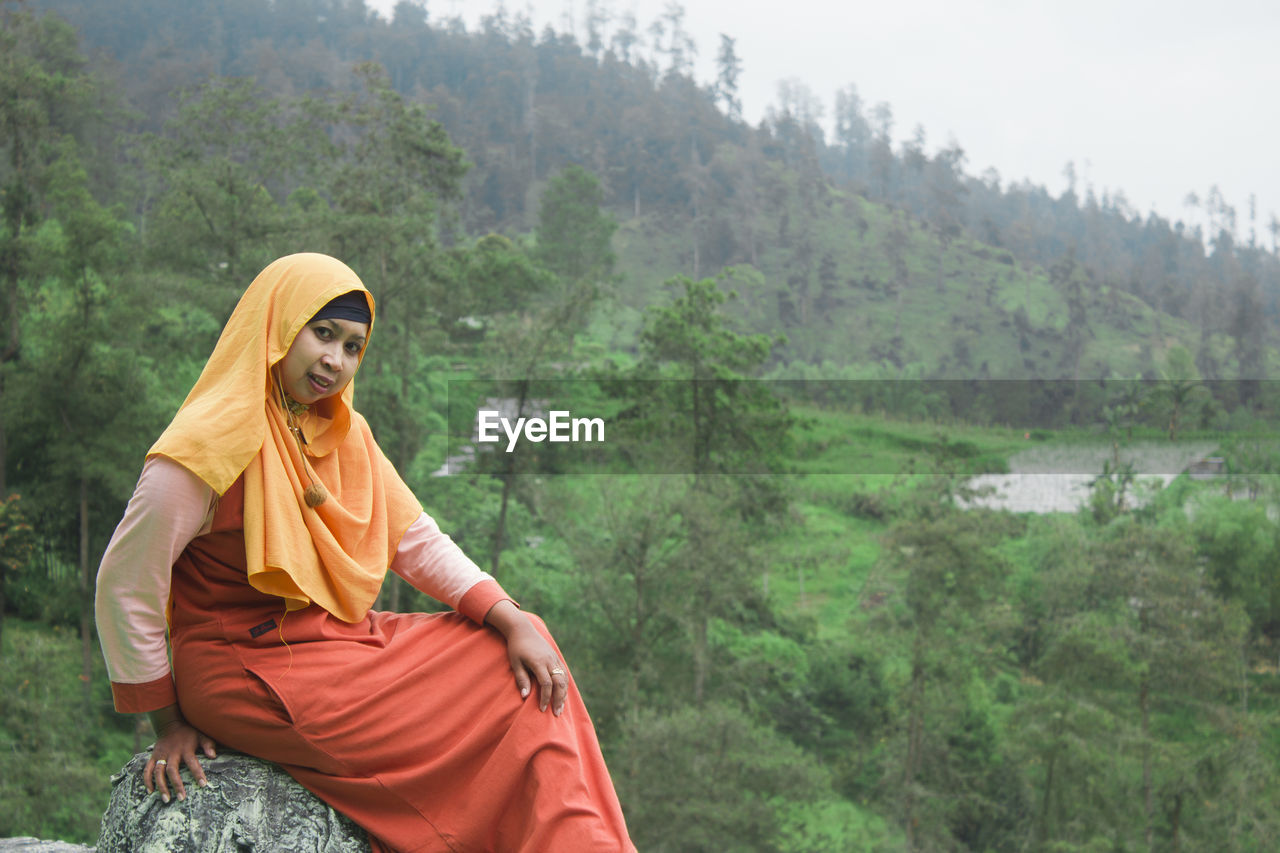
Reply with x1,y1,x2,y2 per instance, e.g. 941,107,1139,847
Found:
582,0,610,59
876,507,1019,851
713,34,742,120
481,165,616,577
0,493,35,655
0,11,150,710
1229,269,1266,407
533,164,617,286
615,702,833,851
1014,516,1251,849
608,273,793,703
631,273,790,486
883,213,910,344
323,63,467,472
7,143,161,711
868,102,895,199
554,476,690,721
1158,345,1205,440
0,6,101,495
608,8,640,63
1051,248,1091,381
1099,521,1245,848
649,1,696,79
1192,495,1280,635
927,141,968,293
143,77,329,298
832,84,871,182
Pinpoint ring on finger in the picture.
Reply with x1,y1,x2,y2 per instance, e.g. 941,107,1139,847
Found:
155,759,168,767
550,667,565,676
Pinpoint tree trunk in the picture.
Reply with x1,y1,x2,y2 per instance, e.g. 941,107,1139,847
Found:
491,472,513,579
0,378,7,497
0,558,7,658
1141,678,1153,851
631,566,645,705
79,477,94,713
1034,710,1063,846
692,613,707,704
1038,750,1057,844
489,381,530,577
525,74,537,184
903,633,926,853
1240,643,1249,714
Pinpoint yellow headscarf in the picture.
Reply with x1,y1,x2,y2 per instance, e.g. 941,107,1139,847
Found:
149,253,423,622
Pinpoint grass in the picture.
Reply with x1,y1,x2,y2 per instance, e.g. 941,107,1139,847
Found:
0,618,137,845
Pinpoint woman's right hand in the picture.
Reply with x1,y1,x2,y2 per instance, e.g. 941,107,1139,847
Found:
144,710,217,803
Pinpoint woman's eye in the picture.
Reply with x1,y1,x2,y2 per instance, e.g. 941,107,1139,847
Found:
313,325,332,340
345,342,362,355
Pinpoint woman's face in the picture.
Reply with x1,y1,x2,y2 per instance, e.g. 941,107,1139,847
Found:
278,316,370,405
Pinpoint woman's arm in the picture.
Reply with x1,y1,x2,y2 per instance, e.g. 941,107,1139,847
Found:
145,703,217,803
95,455,217,709
95,455,219,802
484,600,569,716
389,515,567,715
389,512,511,622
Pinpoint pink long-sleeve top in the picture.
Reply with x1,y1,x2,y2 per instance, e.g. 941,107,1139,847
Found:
95,456,510,712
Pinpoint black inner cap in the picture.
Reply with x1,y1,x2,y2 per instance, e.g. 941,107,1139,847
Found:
312,290,371,324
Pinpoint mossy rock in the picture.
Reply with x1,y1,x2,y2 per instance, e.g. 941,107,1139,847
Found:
96,750,368,853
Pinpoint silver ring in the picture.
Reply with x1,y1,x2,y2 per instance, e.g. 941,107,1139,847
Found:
550,667,565,676
155,759,168,767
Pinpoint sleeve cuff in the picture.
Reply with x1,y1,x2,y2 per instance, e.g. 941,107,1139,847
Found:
111,673,178,714
457,579,516,625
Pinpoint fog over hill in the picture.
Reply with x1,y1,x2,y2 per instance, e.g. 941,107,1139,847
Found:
366,0,1280,239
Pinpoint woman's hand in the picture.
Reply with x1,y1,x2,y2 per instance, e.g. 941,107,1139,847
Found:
485,600,568,716
144,705,218,803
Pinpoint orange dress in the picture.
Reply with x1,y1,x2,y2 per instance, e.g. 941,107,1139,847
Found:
167,477,634,853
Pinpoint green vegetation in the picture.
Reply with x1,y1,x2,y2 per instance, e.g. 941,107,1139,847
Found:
4,1,1280,849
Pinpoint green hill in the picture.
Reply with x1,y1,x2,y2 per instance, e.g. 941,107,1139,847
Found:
611,189,1220,380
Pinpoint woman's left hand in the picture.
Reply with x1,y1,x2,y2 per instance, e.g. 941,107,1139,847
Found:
485,600,568,715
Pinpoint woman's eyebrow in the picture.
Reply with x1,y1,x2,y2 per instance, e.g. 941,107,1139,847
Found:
315,319,366,343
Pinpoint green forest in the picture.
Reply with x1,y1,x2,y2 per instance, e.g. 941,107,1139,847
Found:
2,0,1279,849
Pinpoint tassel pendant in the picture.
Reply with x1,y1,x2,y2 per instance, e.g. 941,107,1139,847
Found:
304,483,328,507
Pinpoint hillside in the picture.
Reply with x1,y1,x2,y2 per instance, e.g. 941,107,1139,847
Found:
612,189,1221,380
28,0,1280,386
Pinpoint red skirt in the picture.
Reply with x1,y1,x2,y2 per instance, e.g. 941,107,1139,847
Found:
169,488,634,853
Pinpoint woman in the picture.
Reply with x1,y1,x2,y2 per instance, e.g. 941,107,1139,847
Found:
95,253,635,852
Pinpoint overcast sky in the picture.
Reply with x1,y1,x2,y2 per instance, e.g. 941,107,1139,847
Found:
368,0,1279,242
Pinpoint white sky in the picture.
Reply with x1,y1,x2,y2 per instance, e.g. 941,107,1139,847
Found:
369,0,1280,241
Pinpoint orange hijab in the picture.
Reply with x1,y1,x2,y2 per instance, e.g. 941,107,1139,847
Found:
149,253,423,622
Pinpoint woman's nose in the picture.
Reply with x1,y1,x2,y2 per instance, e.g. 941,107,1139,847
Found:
319,344,343,371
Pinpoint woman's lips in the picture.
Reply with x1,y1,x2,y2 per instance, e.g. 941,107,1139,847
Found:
307,373,332,394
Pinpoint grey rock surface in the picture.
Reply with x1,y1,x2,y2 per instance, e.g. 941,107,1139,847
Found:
0,840,94,852
95,750,369,853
